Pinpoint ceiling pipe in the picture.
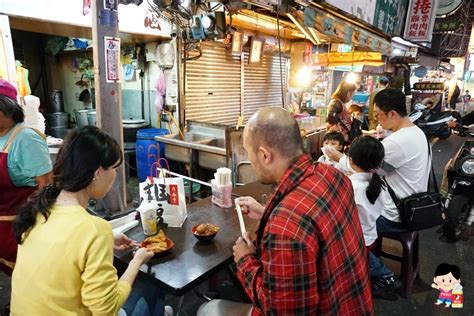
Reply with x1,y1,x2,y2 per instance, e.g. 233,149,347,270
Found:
287,12,318,45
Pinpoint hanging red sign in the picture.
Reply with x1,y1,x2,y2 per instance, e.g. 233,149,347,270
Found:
404,0,439,42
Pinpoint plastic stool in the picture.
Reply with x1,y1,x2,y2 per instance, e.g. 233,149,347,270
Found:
373,231,420,298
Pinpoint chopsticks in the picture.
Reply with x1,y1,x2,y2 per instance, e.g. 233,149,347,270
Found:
214,167,232,186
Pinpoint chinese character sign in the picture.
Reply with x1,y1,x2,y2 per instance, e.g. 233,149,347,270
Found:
139,175,187,228
404,0,439,42
104,36,120,83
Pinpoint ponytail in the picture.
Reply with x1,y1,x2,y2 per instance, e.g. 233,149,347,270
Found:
14,184,60,244
366,173,386,205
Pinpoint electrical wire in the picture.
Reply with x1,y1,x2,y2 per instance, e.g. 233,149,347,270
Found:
275,6,285,107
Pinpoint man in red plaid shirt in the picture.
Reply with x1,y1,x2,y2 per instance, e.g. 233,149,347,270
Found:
198,108,373,315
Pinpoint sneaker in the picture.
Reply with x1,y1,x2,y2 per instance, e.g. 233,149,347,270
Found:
164,305,174,316
373,276,401,291
372,287,398,301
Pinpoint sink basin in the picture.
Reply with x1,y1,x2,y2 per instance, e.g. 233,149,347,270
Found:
200,138,225,148
156,133,209,164
197,138,227,170
155,132,228,169
180,133,214,142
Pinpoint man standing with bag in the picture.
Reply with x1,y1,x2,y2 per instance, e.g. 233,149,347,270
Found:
198,107,373,315
370,88,431,293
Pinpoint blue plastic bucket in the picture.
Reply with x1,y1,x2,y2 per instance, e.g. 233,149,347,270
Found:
136,128,169,182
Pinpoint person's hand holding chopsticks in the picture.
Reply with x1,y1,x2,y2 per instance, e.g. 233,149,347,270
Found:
236,196,265,220
233,232,255,263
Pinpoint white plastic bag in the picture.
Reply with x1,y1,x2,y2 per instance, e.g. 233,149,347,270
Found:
138,159,187,227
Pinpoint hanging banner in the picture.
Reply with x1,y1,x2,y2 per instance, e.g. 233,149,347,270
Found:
104,36,121,83
404,0,439,42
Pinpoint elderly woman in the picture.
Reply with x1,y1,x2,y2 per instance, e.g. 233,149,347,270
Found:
326,81,357,142
0,79,52,275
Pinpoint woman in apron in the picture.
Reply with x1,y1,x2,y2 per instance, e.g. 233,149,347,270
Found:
0,79,52,275
326,81,357,143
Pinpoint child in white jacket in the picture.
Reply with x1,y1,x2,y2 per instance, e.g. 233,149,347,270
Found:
346,136,387,248
317,131,345,169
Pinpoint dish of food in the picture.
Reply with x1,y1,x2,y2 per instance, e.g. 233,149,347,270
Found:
141,229,174,254
194,223,220,235
192,223,220,241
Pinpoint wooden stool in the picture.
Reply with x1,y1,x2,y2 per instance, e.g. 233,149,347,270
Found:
374,231,420,298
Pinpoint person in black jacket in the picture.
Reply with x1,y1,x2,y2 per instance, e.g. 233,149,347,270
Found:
449,85,460,110
447,111,474,128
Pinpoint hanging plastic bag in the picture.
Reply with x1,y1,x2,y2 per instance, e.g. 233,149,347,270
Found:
138,158,187,227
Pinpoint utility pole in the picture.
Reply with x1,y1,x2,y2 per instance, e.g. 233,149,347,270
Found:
92,0,126,213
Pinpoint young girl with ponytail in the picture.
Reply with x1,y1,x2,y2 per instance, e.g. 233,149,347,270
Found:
347,135,387,248
10,126,166,315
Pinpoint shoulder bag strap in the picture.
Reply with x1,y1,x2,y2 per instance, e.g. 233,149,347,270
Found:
384,136,438,206
383,176,400,207
426,136,439,193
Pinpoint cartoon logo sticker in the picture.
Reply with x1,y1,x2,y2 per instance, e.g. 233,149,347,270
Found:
432,263,463,308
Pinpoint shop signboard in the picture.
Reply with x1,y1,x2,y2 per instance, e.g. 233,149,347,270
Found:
373,0,409,36
436,0,463,17
413,82,444,90
404,0,439,42
1,0,172,38
324,0,377,25
305,7,392,55
433,16,461,34
468,26,474,54
469,54,474,71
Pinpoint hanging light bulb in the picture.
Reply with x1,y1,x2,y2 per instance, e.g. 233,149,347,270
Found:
297,66,311,86
201,15,212,29
345,72,359,84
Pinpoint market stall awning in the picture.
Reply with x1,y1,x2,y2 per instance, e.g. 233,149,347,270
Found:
312,51,385,67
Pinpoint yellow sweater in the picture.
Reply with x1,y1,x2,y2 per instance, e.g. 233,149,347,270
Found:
11,205,131,315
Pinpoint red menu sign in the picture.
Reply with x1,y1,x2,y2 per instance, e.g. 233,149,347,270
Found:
404,0,438,42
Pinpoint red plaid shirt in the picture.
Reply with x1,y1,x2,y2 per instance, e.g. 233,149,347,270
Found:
236,154,374,315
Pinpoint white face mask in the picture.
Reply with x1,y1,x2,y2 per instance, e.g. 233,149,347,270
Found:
346,158,357,174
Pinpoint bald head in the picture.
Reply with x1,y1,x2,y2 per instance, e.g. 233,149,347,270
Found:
245,107,303,159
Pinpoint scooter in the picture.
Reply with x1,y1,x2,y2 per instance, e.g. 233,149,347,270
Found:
409,104,454,140
442,126,474,241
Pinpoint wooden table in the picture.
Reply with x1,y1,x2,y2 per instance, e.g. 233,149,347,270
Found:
114,181,274,296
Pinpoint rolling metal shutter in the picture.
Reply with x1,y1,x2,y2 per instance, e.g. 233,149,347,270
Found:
184,42,242,125
184,42,288,125
243,53,288,121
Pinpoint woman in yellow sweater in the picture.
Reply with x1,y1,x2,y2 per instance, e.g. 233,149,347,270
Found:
10,126,160,315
